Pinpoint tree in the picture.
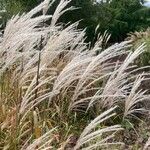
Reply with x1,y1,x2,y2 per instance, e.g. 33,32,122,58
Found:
1,0,150,43
0,0,39,27
0,0,97,42
46,0,98,43
96,0,150,42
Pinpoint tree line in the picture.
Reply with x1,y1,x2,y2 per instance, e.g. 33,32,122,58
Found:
1,0,150,43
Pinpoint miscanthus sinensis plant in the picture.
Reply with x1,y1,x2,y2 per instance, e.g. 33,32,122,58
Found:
127,28,150,66
0,0,150,149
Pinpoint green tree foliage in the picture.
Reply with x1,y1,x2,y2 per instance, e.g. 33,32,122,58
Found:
33,0,150,43
0,0,38,27
46,0,98,43
62,0,97,42
96,0,150,42
1,0,150,43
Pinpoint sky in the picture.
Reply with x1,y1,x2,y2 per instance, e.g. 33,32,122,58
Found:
144,0,150,7
96,0,150,7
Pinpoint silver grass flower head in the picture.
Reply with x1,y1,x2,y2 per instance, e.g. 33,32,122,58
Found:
43,0,50,15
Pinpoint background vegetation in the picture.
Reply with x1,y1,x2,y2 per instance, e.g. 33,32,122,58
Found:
1,0,150,43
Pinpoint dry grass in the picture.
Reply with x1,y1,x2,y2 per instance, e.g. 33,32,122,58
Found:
0,0,150,149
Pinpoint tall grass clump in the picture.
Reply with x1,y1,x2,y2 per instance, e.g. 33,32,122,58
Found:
127,28,150,66
0,0,150,149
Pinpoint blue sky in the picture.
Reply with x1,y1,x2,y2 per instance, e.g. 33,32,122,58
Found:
144,1,150,7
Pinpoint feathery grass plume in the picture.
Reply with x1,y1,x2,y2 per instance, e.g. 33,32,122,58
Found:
0,1,52,75
127,28,150,66
19,68,57,118
95,44,146,109
86,44,149,121
22,128,56,150
67,41,131,111
51,0,76,27
74,106,123,150
41,22,86,67
43,0,55,15
123,75,148,119
0,0,73,149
